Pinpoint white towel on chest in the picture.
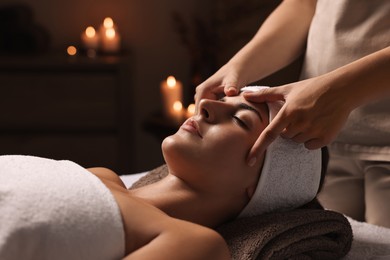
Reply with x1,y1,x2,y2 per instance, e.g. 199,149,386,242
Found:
0,155,125,260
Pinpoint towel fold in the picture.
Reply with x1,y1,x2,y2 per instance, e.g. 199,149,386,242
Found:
0,155,125,260
217,209,352,260
131,165,352,260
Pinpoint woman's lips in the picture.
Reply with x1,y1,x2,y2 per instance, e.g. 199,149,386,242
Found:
181,118,203,138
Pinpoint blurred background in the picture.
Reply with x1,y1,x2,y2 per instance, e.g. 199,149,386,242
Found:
0,0,302,174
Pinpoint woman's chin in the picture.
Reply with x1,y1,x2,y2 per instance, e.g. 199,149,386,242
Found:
161,135,178,157
162,136,199,171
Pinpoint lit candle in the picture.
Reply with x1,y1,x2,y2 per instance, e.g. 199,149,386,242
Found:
81,26,99,51
67,46,77,56
100,17,121,53
99,17,114,40
103,17,114,28
102,27,121,53
186,103,196,118
160,76,183,120
172,101,184,123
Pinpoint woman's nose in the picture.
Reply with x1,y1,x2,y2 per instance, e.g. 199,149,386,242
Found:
198,99,222,123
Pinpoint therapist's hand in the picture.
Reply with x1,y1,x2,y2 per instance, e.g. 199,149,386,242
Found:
194,64,247,109
243,77,354,166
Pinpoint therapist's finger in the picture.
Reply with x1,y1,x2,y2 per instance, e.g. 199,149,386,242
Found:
304,138,324,150
243,87,286,103
224,83,239,96
247,111,290,166
194,85,224,112
280,121,310,139
194,85,214,104
290,132,313,144
280,125,298,139
194,87,221,103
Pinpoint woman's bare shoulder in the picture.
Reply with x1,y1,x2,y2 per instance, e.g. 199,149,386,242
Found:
87,167,126,187
87,168,230,259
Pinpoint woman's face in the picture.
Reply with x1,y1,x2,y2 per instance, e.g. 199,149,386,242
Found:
162,94,269,196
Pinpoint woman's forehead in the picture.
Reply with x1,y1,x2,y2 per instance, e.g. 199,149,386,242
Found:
224,95,269,121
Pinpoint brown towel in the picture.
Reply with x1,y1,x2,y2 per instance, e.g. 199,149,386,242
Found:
130,165,352,260
217,209,352,260
130,164,169,189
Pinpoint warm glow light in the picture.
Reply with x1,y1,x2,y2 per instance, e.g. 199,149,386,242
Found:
105,28,116,39
187,104,195,115
85,26,96,38
173,101,183,112
167,76,176,88
67,46,77,56
103,17,114,28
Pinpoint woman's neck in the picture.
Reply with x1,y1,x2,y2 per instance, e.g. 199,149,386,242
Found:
128,174,240,227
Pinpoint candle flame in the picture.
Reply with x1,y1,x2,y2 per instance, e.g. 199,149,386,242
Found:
104,17,114,28
85,26,96,38
106,28,116,39
187,104,195,116
173,101,183,112
167,76,176,88
67,46,77,56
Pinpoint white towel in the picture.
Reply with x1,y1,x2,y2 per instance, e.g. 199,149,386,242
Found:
344,216,390,260
0,155,125,260
239,86,322,217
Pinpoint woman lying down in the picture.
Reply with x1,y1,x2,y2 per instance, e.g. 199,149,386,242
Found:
0,87,323,260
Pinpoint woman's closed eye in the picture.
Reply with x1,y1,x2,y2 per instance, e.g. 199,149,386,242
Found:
232,115,249,130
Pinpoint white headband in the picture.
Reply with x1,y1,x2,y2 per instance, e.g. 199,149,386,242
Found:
238,86,322,217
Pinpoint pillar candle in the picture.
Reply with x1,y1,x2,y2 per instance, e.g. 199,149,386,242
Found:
81,26,99,50
172,101,184,124
100,17,121,53
101,28,121,53
186,103,196,118
160,76,183,120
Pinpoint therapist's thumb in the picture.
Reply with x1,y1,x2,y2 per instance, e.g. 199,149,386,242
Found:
223,74,245,96
224,83,240,96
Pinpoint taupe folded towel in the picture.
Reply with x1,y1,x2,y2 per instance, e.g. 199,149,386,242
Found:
130,164,169,189
217,209,352,260
130,165,352,260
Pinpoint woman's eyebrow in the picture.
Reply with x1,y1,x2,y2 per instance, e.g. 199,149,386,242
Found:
237,103,263,122
220,97,263,122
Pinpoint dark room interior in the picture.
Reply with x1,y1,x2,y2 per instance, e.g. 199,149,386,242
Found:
0,0,303,175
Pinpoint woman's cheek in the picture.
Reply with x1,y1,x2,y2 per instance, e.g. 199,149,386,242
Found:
208,130,248,159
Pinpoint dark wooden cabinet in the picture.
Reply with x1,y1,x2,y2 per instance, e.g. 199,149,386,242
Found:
0,54,135,175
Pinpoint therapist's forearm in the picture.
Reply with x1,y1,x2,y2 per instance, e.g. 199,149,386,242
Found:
228,0,317,85
325,46,390,110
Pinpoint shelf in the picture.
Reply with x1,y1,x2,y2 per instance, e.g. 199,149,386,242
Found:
0,53,135,174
